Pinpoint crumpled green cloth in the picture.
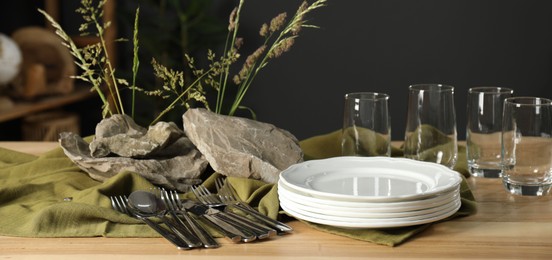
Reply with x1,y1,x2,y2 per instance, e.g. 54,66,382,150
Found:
298,130,476,246
0,130,476,246
0,146,276,238
302,129,470,178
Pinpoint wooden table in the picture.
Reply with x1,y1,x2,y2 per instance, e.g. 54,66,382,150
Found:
1,142,552,259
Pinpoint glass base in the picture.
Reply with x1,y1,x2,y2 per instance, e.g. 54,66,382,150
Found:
503,181,552,196
469,167,502,178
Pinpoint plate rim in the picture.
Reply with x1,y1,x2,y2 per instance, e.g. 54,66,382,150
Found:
279,191,460,218
279,156,462,202
282,197,461,223
278,184,461,213
281,198,461,228
278,179,460,211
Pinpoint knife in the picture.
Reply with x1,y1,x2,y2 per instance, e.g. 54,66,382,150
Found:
180,199,256,242
216,208,277,239
227,202,293,234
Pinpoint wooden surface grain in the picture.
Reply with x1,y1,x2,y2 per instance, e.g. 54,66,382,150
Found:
1,142,551,259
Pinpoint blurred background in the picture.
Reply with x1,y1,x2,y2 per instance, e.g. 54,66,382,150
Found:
1,0,551,141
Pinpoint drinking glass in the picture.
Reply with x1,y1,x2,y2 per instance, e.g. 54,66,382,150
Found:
466,87,514,178
404,84,457,168
341,92,391,157
501,97,552,196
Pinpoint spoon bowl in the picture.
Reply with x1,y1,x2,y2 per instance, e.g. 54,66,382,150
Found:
128,190,201,248
128,190,166,217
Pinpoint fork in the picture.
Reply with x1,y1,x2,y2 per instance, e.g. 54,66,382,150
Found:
216,178,293,234
161,189,220,248
109,195,192,250
192,185,277,239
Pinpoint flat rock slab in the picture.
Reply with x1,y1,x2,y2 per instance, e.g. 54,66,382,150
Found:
90,114,183,158
183,108,303,183
59,132,207,192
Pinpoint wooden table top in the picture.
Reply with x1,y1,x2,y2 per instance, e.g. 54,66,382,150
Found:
1,142,551,259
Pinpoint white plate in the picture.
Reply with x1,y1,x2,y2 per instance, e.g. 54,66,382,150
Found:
279,191,460,218
281,198,461,228
278,179,459,212
279,156,462,202
282,197,460,223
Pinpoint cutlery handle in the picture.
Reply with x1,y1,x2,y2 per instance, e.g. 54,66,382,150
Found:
222,211,277,239
233,203,293,233
137,215,191,250
211,213,257,242
202,214,253,242
176,211,220,248
163,213,203,248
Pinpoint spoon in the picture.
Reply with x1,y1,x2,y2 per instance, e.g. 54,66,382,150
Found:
128,190,202,249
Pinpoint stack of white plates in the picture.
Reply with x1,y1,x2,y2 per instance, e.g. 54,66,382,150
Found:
278,156,463,228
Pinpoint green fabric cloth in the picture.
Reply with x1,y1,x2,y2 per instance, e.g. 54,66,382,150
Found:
0,130,476,247
302,129,469,178
299,130,476,246
0,146,277,238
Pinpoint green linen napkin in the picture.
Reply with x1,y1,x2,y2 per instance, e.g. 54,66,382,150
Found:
298,130,476,246
0,130,475,247
0,147,157,237
302,129,469,178
341,127,394,156
0,145,278,238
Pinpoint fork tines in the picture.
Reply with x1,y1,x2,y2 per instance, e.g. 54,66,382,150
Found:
110,195,131,216
191,184,221,205
214,177,294,234
161,188,220,248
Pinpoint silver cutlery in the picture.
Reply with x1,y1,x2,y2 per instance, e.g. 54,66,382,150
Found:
160,188,220,248
180,199,255,242
215,178,293,234
127,191,203,249
192,184,277,239
109,195,193,250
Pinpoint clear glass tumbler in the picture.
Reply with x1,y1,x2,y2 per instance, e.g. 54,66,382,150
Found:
466,87,514,178
404,84,457,168
501,97,552,196
341,92,391,157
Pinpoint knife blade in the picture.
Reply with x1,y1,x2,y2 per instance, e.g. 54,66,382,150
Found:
216,207,277,239
181,199,256,242
229,202,293,234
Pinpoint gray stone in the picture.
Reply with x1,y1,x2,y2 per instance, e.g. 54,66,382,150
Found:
95,114,146,138
89,115,184,158
183,108,303,183
59,132,208,192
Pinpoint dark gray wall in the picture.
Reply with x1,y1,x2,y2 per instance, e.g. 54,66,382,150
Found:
238,0,552,140
5,1,550,141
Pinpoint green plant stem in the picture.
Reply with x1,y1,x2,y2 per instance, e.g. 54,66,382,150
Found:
38,9,111,115
131,8,140,118
228,31,294,116
215,32,232,114
150,67,215,124
229,41,291,116
93,16,125,115
216,0,244,114
228,0,326,116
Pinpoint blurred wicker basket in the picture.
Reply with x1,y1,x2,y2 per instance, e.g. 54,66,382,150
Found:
22,110,80,141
